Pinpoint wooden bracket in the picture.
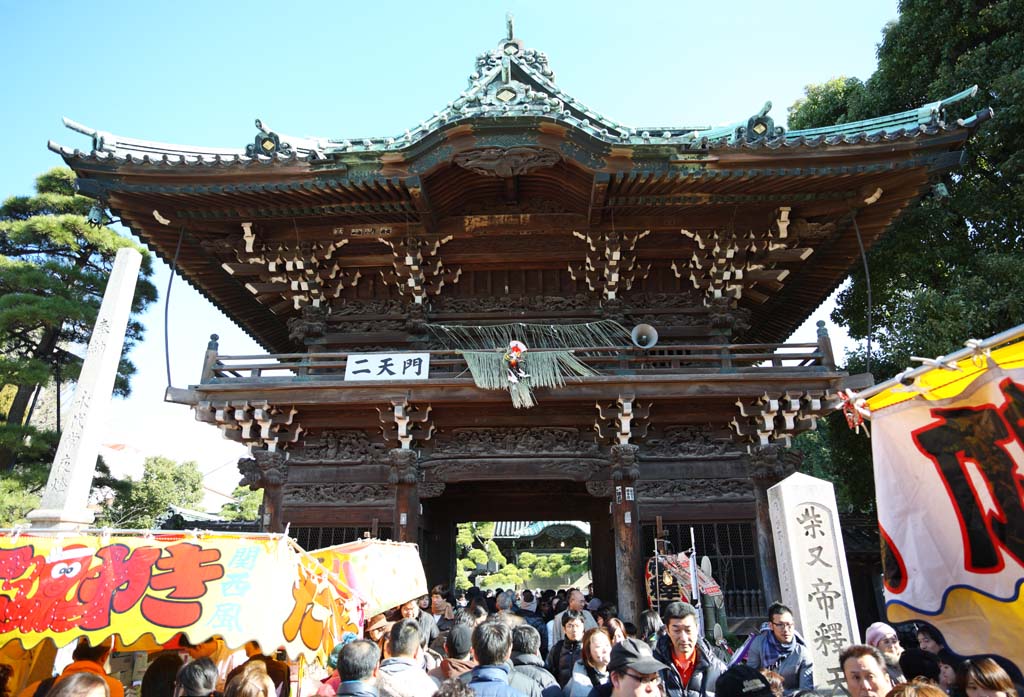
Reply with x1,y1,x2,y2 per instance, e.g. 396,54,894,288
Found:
675,207,813,307
595,394,651,445
568,229,650,301
730,389,836,451
195,399,302,451
378,399,434,449
380,234,460,305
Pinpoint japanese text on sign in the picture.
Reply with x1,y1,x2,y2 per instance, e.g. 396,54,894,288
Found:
0,542,224,633
344,352,430,381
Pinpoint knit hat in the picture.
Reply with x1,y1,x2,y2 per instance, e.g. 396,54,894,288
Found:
865,622,898,647
715,665,774,697
446,625,473,659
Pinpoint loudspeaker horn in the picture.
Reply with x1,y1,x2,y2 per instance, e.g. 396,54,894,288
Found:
630,323,659,348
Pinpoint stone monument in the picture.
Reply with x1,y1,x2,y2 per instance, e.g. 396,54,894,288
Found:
28,247,143,529
768,472,860,695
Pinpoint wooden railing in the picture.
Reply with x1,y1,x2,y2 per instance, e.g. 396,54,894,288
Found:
200,340,836,384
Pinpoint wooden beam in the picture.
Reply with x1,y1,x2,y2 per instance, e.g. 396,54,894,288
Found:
588,172,610,226
405,176,438,234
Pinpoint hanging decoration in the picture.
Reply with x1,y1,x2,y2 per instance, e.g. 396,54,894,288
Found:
462,348,598,408
427,319,629,351
504,340,530,383
430,321,627,408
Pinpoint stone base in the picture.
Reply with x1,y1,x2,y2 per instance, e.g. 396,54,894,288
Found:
26,507,96,530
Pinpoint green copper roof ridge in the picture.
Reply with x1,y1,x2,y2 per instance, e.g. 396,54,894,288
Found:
786,85,980,139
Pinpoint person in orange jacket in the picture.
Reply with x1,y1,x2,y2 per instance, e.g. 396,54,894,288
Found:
19,640,124,697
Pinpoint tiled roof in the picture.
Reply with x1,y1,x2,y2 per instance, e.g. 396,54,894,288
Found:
492,520,591,538
48,34,990,169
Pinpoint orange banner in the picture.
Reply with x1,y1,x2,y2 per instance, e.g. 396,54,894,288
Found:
310,539,427,617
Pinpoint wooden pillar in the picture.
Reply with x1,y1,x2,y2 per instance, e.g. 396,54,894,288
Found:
610,444,643,624
389,448,420,543
748,445,800,609
238,449,288,533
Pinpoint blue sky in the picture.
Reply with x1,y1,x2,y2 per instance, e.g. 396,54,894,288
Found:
2,0,898,506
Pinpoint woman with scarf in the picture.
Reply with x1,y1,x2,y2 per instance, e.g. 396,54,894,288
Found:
563,628,613,697
743,603,814,696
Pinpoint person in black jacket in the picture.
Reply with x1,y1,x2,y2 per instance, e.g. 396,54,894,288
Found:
547,610,587,688
511,625,561,697
651,602,725,697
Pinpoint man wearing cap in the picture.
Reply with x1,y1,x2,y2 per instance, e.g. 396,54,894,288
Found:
652,601,725,697
429,624,478,681
586,637,668,697
366,614,392,654
713,665,775,697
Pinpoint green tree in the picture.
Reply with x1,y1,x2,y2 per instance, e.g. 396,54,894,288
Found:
0,167,156,469
787,0,1024,511
0,464,48,526
220,486,264,521
97,456,204,528
787,77,867,130
455,522,505,590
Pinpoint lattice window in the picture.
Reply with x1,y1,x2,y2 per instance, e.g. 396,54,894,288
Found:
642,520,765,620
290,526,393,550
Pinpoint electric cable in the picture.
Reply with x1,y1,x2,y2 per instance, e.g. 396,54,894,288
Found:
850,212,873,375
165,226,185,388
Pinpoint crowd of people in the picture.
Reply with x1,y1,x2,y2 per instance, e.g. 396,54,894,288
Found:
1,585,1019,697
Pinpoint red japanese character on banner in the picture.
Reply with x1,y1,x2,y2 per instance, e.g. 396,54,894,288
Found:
142,542,224,627
78,544,161,630
0,545,94,632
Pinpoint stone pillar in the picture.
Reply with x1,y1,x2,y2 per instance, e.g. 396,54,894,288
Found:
28,248,142,529
748,445,798,608
769,472,860,695
389,448,419,543
238,449,289,533
610,444,643,624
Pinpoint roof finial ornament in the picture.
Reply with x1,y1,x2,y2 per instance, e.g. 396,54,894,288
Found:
506,12,515,41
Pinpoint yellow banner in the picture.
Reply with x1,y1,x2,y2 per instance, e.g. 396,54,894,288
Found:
0,531,360,665
310,539,427,617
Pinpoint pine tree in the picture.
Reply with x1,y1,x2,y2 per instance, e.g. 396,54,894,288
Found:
0,167,156,469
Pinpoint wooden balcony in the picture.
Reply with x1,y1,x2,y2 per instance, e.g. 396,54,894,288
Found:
170,328,868,409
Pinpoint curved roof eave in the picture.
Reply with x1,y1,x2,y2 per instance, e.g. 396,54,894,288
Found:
48,33,989,171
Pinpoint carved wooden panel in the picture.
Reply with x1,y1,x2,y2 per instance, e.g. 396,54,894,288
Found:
636,478,753,501
642,425,741,459
432,427,600,455
426,458,604,482
288,430,387,464
283,483,393,505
